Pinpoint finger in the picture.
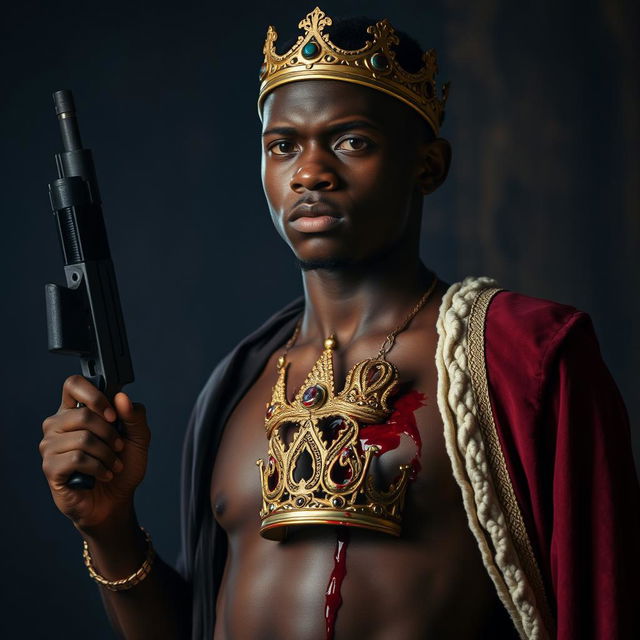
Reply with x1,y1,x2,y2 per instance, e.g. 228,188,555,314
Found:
114,391,134,420
44,449,115,486
42,407,124,452
46,430,123,474
59,375,116,422
113,393,150,448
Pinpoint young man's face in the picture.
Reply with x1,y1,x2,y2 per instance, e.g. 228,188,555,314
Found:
260,80,444,269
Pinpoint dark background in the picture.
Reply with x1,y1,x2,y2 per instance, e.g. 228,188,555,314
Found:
1,0,638,637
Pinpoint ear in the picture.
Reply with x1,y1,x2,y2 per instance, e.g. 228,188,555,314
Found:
417,138,452,195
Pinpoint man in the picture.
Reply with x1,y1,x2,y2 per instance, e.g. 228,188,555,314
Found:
39,7,640,639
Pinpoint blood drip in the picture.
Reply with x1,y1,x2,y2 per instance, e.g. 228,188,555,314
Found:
358,389,426,479
322,391,423,638
324,527,350,640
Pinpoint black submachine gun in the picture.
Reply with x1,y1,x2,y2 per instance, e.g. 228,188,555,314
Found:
45,89,134,490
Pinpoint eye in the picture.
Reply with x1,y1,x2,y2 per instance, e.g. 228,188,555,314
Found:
335,136,370,152
268,141,297,156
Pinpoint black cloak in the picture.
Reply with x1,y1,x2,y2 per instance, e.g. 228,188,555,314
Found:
175,296,304,639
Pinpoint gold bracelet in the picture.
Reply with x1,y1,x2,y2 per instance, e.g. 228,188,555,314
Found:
82,526,156,592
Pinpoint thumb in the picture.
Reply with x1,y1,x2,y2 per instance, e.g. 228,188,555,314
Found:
113,391,150,446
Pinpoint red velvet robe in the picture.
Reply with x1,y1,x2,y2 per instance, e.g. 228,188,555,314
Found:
484,291,640,638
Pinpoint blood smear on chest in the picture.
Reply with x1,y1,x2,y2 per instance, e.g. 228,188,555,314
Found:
324,527,349,640
359,389,426,478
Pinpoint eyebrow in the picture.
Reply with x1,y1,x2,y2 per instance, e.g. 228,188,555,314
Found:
261,119,381,138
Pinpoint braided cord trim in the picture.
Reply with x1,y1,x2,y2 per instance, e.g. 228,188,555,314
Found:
435,277,549,640
468,288,555,637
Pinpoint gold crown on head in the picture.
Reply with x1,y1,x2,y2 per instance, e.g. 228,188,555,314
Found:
257,336,414,540
257,6,449,136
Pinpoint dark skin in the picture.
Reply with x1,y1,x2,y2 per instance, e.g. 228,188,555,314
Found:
39,79,513,639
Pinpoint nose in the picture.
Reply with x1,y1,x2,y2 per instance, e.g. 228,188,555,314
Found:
290,147,339,192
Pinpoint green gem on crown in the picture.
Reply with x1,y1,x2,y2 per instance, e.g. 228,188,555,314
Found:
371,52,388,70
302,41,320,59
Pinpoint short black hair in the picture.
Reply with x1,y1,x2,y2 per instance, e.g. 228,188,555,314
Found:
277,15,435,141
329,15,426,75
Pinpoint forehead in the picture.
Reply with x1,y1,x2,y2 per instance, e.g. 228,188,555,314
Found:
260,79,410,130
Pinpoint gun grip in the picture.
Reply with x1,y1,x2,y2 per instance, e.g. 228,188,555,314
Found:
66,400,123,491
67,471,96,490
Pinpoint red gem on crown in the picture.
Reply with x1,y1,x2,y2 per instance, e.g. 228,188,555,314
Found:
301,384,326,408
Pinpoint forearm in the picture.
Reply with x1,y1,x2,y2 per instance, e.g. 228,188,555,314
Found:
78,507,191,640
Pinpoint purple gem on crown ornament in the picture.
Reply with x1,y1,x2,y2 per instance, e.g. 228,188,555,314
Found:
301,384,327,408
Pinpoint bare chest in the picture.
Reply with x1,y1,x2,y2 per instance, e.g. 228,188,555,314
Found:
209,339,503,639
210,346,457,537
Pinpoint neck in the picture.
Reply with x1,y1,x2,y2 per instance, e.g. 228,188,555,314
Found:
298,242,434,348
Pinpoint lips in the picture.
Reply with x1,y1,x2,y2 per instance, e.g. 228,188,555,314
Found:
289,202,342,222
288,201,343,233
288,200,342,233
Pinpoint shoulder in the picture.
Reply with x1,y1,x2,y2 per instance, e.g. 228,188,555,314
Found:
485,289,596,372
437,276,596,365
437,275,597,363
487,289,587,347
475,285,615,423
483,287,617,404
181,294,305,487
437,277,605,406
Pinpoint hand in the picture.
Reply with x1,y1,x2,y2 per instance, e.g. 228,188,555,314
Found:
40,375,151,531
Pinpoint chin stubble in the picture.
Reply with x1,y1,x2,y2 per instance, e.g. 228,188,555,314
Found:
295,241,400,273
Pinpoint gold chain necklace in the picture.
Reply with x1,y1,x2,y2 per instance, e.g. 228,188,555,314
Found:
258,273,438,540
279,273,439,366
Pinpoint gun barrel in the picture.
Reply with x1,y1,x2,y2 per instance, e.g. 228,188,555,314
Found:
53,90,83,152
